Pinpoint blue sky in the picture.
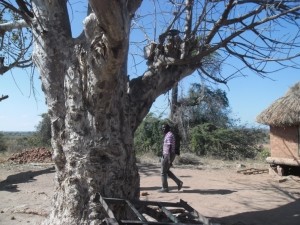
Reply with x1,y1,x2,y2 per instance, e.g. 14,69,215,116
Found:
0,64,299,131
0,1,299,131
151,66,300,128
0,68,47,131
221,69,299,127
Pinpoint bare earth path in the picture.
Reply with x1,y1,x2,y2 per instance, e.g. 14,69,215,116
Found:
0,160,299,225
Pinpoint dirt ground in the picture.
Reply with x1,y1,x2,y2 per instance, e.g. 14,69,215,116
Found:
0,159,300,225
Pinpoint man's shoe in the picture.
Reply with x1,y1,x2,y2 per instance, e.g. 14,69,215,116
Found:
178,181,183,191
158,188,169,193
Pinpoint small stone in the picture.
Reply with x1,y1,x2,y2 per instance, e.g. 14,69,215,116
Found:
236,164,246,169
278,178,287,183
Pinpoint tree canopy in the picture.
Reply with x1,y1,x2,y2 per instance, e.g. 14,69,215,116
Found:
130,0,300,83
1,1,300,81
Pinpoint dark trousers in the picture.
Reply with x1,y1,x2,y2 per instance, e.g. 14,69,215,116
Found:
161,153,181,189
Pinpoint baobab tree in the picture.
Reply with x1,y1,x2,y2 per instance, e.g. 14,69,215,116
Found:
0,0,300,224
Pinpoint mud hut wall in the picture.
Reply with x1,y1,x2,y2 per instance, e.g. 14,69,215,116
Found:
270,126,300,160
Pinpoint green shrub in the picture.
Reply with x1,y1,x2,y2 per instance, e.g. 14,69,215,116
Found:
189,123,267,160
256,147,270,161
134,113,163,156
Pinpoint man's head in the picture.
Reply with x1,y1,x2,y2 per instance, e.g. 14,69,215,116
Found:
162,124,170,134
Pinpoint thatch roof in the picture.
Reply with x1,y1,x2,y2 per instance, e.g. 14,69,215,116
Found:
256,82,300,126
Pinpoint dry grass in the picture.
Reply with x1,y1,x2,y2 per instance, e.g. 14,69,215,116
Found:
257,81,300,126
136,151,160,165
0,152,10,163
137,152,269,170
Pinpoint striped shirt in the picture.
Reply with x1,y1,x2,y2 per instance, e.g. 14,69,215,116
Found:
163,131,175,156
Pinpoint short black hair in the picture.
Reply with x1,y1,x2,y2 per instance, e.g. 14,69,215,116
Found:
162,123,170,130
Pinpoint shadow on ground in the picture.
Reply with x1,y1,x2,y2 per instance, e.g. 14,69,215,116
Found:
182,189,236,195
0,166,55,192
214,199,300,225
138,163,160,176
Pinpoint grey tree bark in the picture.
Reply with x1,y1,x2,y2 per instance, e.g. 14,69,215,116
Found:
29,0,193,224
30,1,145,224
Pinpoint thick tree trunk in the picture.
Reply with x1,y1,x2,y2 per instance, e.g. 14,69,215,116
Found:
30,1,140,224
42,54,140,224
30,0,193,224
46,128,139,225
38,36,140,224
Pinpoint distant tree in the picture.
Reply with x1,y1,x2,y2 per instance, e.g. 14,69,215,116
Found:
169,83,231,151
35,113,51,147
182,84,230,127
173,84,266,158
169,0,223,123
0,132,7,152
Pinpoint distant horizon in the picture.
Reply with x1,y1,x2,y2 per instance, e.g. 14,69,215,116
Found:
1,131,35,132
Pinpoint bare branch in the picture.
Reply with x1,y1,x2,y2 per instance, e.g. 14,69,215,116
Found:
205,0,236,45
0,19,28,33
16,0,34,18
129,0,300,113
0,94,8,102
0,0,23,16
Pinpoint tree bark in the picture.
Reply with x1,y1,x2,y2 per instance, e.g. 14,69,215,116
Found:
30,1,141,224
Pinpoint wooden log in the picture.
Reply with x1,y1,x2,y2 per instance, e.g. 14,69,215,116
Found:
237,168,269,175
266,157,300,167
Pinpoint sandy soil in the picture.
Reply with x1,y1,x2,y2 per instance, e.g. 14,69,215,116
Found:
0,160,300,225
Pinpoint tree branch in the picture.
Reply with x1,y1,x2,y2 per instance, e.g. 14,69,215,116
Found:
89,0,136,44
205,0,236,45
0,19,29,33
0,95,8,102
0,0,24,17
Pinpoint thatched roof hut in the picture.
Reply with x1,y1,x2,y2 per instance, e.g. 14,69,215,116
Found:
256,82,300,126
256,82,300,170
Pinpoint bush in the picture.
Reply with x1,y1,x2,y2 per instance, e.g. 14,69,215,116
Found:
189,123,267,160
134,113,163,156
34,113,51,147
256,146,270,161
134,114,268,161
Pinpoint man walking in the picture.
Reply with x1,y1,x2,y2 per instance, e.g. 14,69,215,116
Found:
159,123,183,192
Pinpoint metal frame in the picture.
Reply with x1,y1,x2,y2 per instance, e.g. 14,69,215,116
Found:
96,193,219,225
